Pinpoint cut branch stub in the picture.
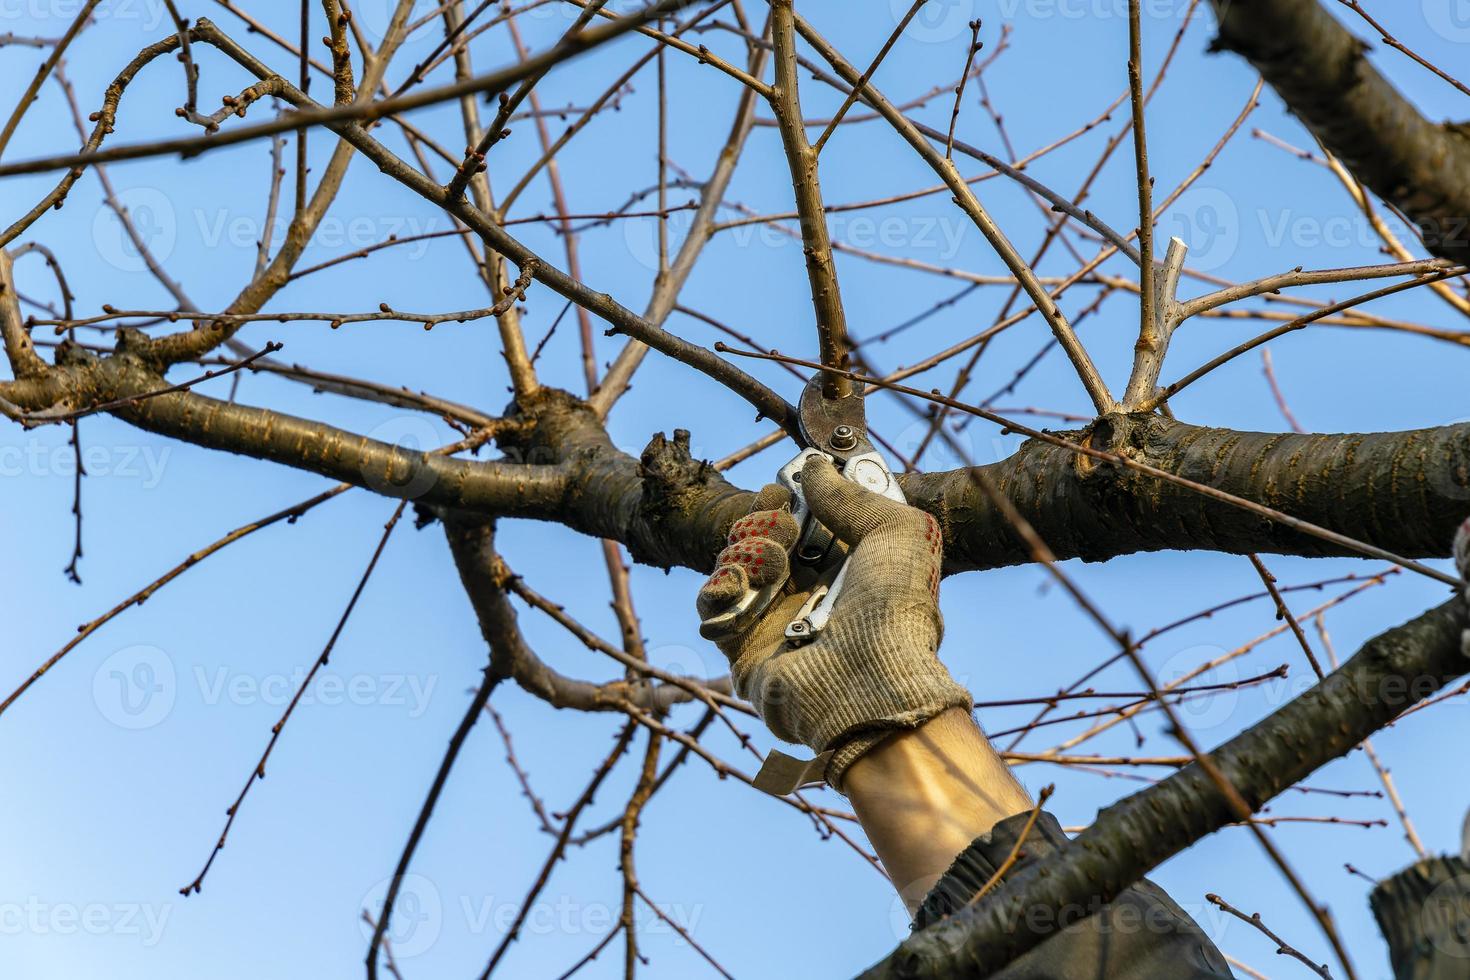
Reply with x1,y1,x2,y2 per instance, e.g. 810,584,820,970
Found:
635,428,740,570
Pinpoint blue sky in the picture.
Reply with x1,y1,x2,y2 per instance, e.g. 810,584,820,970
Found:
3,1,1469,977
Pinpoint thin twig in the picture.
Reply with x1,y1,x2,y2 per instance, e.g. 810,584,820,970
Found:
962,786,1054,906
1207,893,1333,979
1314,614,1429,861
810,0,927,157
183,501,408,896
0,0,708,179
1151,269,1467,409
943,20,983,160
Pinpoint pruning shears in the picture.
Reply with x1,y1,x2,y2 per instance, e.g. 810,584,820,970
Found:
702,374,906,644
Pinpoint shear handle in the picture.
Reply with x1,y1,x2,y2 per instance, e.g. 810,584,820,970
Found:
784,449,906,642
697,447,829,643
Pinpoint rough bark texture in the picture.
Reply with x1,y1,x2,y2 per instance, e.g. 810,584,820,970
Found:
1372,855,1470,979
15,346,1470,575
113,387,1470,572
921,412,1470,572
1209,0,1470,264
859,595,1468,978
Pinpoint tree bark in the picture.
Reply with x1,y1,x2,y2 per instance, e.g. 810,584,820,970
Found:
1372,854,1470,979
1208,0,1470,264
105,391,1470,572
859,594,1468,978
441,511,725,712
14,348,1470,574
918,412,1470,571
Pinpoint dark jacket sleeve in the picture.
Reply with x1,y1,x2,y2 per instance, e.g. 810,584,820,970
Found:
911,810,1236,979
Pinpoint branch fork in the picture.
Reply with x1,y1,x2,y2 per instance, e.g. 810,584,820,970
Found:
1121,236,1187,409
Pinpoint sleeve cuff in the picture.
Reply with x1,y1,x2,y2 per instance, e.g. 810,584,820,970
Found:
911,810,1237,979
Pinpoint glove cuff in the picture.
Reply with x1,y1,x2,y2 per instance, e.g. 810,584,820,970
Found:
743,603,972,791
824,731,892,794
820,677,975,794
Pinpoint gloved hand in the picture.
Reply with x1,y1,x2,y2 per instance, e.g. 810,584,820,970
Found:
697,455,973,792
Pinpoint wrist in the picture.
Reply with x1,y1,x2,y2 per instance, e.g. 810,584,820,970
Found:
735,617,967,758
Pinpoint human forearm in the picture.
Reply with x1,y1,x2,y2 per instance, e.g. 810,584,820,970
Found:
842,708,1032,910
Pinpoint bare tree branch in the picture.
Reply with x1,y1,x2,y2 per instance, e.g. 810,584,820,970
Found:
1208,0,1470,264
768,0,851,398
861,594,1468,977
0,1,715,180
791,12,1117,413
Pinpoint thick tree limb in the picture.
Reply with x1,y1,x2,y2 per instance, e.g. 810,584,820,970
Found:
1208,0,1470,264
0,341,567,511
14,344,1470,576
915,412,1470,572
860,593,1468,978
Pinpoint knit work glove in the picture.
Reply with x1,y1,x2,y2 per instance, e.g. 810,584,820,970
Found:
697,455,973,792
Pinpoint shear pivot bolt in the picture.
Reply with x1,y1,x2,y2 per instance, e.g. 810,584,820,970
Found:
830,425,857,451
